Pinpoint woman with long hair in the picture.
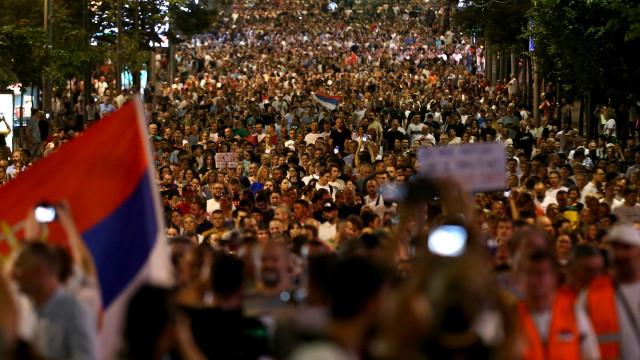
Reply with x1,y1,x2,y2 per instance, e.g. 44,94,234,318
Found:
182,168,196,183
287,165,305,190
507,174,519,190
169,209,184,234
202,171,217,200
279,177,291,194
250,166,270,194
199,153,215,179
182,214,203,243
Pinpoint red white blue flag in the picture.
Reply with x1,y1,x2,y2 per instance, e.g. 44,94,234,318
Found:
0,99,172,357
312,92,342,110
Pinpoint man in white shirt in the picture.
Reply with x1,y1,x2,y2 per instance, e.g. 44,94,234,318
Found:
581,168,605,203
315,167,335,199
304,121,323,145
545,171,568,201
364,179,384,208
206,182,225,213
318,200,339,241
612,185,640,223
407,114,426,143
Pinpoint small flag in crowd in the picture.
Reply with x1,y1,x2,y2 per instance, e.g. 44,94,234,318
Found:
312,92,342,110
333,22,345,37
0,98,172,357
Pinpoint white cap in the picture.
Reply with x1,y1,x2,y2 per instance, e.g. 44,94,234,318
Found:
607,224,640,247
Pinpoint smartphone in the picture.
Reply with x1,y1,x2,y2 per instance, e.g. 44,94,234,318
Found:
45,113,50,120
333,146,339,154
428,225,467,257
35,203,56,223
226,106,231,111
362,134,368,141
504,190,511,198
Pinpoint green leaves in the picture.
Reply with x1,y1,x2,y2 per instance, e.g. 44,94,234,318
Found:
0,26,50,88
452,0,532,53
526,0,640,100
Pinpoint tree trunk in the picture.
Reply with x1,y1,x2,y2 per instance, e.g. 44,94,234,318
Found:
533,58,540,127
586,91,593,139
116,0,123,91
169,40,176,84
511,52,517,95
43,0,53,114
491,49,497,85
578,95,585,136
485,42,492,81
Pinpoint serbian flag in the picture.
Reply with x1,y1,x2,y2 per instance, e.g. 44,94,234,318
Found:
313,92,341,110
333,22,344,37
0,98,172,357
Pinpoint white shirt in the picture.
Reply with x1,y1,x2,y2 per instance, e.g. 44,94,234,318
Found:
318,221,337,241
407,123,426,142
364,194,384,208
206,198,221,213
304,133,323,145
604,118,617,137
581,182,599,203
545,186,568,202
612,203,640,223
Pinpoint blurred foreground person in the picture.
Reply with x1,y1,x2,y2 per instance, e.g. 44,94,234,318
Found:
120,285,205,360
183,254,270,359
0,271,18,358
11,242,98,360
579,224,640,359
290,257,387,360
517,251,600,360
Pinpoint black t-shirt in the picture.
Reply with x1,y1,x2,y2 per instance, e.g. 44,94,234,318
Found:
196,219,214,235
338,204,362,219
161,188,180,201
514,131,535,157
480,127,497,141
384,129,405,151
329,128,352,151
184,307,270,360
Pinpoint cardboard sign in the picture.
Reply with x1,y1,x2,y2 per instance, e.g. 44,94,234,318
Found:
215,153,238,168
418,143,506,192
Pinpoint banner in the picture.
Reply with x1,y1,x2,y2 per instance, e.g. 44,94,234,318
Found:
418,143,507,192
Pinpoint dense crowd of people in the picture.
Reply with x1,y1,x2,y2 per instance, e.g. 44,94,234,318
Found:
1,0,640,359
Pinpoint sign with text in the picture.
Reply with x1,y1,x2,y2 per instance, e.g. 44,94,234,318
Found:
418,143,506,192
215,152,238,168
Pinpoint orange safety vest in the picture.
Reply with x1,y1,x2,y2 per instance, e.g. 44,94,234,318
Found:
517,292,581,360
586,275,620,360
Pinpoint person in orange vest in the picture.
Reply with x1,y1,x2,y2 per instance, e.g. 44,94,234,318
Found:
563,244,605,296
579,224,640,360
517,251,600,360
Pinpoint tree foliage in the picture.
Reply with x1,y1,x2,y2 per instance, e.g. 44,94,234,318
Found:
452,0,532,52
0,0,99,88
0,26,50,88
92,0,219,76
526,0,640,101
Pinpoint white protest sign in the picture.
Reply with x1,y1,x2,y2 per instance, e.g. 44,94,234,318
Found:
215,153,238,168
418,143,506,192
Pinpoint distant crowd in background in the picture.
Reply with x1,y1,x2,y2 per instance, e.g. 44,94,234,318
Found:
1,0,640,359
